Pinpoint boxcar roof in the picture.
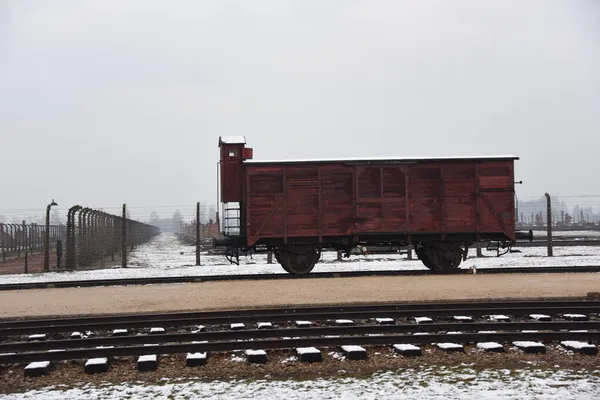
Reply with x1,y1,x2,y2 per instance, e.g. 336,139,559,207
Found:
244,155,519,165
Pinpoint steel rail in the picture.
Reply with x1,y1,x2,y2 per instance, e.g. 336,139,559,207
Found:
1,304,598,336
1,299,597,325
2,265,600,291
0,331,597,365
2,321,599,354
1,299,597,327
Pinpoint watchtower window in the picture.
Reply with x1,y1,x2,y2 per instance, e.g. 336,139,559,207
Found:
229,150,237,157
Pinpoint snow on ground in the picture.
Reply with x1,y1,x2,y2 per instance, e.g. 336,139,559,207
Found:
2,366,599,399
1,233,599,285
529,230,600,238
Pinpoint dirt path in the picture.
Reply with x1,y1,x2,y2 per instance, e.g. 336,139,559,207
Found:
1,272,599,318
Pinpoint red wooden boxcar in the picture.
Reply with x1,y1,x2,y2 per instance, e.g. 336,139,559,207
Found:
215,136,531,274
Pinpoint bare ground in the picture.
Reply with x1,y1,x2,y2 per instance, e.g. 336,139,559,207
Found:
0,250,123,276
1,272,600,319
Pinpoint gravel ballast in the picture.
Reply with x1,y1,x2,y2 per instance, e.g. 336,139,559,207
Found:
1,344,599,394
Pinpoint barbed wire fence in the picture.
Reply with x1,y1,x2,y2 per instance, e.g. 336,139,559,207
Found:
2,194,600,274
516,194,600,226
0,204,160,274
0,222,66,273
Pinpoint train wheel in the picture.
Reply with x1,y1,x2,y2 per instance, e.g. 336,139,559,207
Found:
415,247,440,271
428,247,462,272
278,256,293,274
419,255,439,271
416,245,462,272
422,255,442,271
279,248,320,275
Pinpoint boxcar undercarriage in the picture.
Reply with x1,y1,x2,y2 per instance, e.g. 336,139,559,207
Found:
215,230,532,275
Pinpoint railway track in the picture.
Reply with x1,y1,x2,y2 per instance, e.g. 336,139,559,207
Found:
2,265,600,291
1,299,598,372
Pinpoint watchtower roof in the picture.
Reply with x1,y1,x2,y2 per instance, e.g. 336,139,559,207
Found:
218,136,246,146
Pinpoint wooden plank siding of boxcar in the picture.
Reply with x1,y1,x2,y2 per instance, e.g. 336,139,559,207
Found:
245,161,515,247
477,161,516,239
355,165,407,233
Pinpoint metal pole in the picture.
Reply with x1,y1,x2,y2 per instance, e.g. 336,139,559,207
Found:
196,202,201,266
545,193,553,257
122,204,127,268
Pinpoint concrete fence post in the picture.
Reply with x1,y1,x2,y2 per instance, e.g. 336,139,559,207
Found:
100,213,106,260
22,220,27,258
122,204,127,268
8,224,15,256
0,223,5,262
17,222,22,259
38,225,43,254
66,205,81,270
87,210,93,265
196,202,201,266
79,207,91,267
545,193,553,257
114,216,120,261
77,208,84,269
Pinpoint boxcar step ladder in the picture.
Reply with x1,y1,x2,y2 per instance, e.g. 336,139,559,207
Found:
223,206,241,237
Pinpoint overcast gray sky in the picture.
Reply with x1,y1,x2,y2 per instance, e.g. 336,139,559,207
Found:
1,0,598,221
